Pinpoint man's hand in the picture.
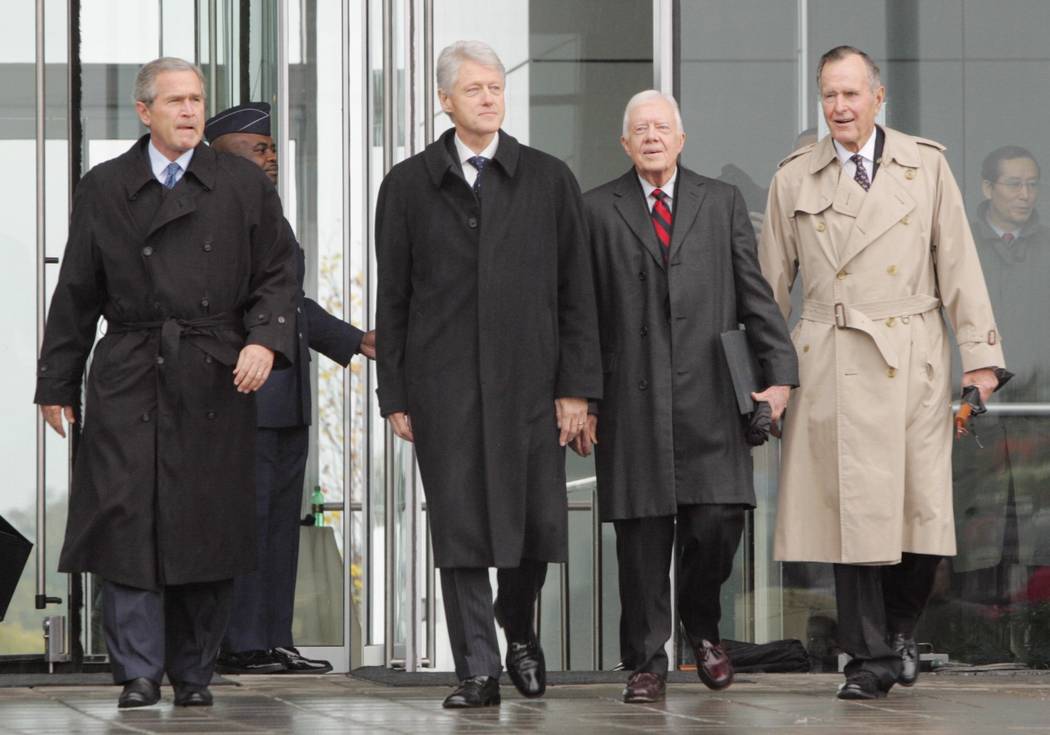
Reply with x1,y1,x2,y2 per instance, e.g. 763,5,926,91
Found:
233,344,275,393
388,411,414,442
556,397,588,447
360,330,376,360
751,385,791,422
40,405,75,438
962,367,999,404
570,414,598,457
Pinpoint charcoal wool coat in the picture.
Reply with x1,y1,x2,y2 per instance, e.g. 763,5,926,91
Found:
375,129,602,568
34,135,297,590
584,167,798,521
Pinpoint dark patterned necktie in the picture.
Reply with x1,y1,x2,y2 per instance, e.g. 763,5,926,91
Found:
651,188,672,260
468,155,489,197
850,154,871,191
163,162,181,189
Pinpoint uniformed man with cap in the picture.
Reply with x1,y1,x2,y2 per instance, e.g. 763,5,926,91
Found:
204,102,375,675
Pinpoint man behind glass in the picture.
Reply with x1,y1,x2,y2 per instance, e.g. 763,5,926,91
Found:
374,40,601,708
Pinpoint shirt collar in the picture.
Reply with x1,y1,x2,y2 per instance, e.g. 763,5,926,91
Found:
454,133,499,168
986,217,1021,240
147,139,195,184
637,167,678,207
832,129,877,168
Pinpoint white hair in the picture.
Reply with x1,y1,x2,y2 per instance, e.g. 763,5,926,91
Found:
134,57,206,105
436,40,505,92
622,90,684,137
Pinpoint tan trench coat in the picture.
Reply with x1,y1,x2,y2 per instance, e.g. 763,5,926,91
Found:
759,127,1005,565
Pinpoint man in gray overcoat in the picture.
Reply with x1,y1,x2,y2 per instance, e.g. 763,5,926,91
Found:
35,58,296,708
375,40,601,708
576,90,797,703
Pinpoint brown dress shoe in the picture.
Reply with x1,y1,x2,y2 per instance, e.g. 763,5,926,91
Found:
623,671,666,703
694,639,734,690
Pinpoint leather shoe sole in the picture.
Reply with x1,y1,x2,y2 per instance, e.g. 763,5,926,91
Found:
836,682,887,700
442,678,501,709
117,677,160,708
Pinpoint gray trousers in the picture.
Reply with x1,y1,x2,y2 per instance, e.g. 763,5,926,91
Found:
439,559,547,680
103,578,233,686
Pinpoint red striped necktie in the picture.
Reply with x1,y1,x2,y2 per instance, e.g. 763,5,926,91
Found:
651,188,672,260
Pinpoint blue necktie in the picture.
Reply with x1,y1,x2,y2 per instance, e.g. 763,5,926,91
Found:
163,162,181,190
468,155,489,197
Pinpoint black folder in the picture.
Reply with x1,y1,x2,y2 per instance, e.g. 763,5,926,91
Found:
720,329,763,415
0,513,33,621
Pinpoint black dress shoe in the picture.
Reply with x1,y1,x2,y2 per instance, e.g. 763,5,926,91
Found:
893,634,919,687
272,646,333,674
117,677,160,708
216,649,287,674
442,676,501,709
173,683,214,707
836,671,888,700
505,639,546,698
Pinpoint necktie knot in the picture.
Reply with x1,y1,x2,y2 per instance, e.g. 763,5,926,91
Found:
467,155,489,196
163,162,181,190
1002,232,1016,243
652,188,667,202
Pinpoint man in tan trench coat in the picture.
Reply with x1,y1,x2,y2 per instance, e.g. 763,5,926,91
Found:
759,46,1006,700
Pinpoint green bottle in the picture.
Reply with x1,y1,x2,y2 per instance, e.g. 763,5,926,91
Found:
311,485,325,527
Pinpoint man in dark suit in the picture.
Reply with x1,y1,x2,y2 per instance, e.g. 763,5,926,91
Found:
35,58,297,708
375,40,601,708
576,90,797,703
203,103,375,675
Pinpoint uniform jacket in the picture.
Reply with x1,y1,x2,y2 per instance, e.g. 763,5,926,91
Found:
34,135,297,590
375,129,602,568
759,126,1005,565
584,167,797,520
255,218,364,428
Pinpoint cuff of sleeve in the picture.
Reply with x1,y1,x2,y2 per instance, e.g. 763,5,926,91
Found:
959,341,1006,375
34,377,80,407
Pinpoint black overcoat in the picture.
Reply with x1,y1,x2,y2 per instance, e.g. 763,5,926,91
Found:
584,167,797,521
375,129,602,568
34,136,297,590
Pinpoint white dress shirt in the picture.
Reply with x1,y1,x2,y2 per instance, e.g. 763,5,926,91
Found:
637,167,678,217
454,133,499,189
833,129,877,183
148,140,194,187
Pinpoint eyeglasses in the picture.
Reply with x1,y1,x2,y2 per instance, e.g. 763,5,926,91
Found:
995,178,1041,194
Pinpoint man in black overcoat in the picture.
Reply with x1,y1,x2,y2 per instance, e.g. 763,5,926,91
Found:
575,90,797,703
375,40,602,708
34,58,297,708
204,103,375,676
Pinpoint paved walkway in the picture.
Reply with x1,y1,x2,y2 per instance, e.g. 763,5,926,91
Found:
1,673,1049,734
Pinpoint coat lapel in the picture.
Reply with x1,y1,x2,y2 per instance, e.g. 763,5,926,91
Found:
612,170,665,269
666,169,706,264
144,141,216,240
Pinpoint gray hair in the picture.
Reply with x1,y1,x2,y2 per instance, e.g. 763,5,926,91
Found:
133,57,206,105
436,40,505,92
622,90,684,138
816,46,882,93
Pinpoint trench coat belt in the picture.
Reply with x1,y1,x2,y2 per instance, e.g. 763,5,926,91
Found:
108,311,245,413
800,294,941,370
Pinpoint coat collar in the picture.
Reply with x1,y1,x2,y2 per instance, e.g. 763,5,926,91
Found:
809,125,920,175
423,128,520,188
122,134,216,200
611,165,707,270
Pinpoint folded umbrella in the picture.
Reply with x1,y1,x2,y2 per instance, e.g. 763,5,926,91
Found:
0,513,33,621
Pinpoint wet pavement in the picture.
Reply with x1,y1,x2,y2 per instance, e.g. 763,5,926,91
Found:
1,672,1049,733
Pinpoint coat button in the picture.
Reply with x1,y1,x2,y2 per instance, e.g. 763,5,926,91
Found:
640,326,648,337
905,169,916,180
155,356,165,365
200,297,209,308
836,270,848,280
204,354,213,364
277,315,286,324
887,367,896,378
142,246,153,257
257,314,266,321
141,413,151,423
154,301,162,311
203,242,213,252
815,221,826,232
206,411,216,420
886,317,896,327
638,379,649,390
39,363,48,372
901,215,910,225
296,307,302,314
887,264,898,275
638,271,646,281
803,345,810,353
467,217,478,228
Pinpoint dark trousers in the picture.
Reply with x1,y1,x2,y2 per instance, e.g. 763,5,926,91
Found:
103,578,233,686
614,504,747,676
224,426,309,653
439,558,547,680
833,553,941,688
